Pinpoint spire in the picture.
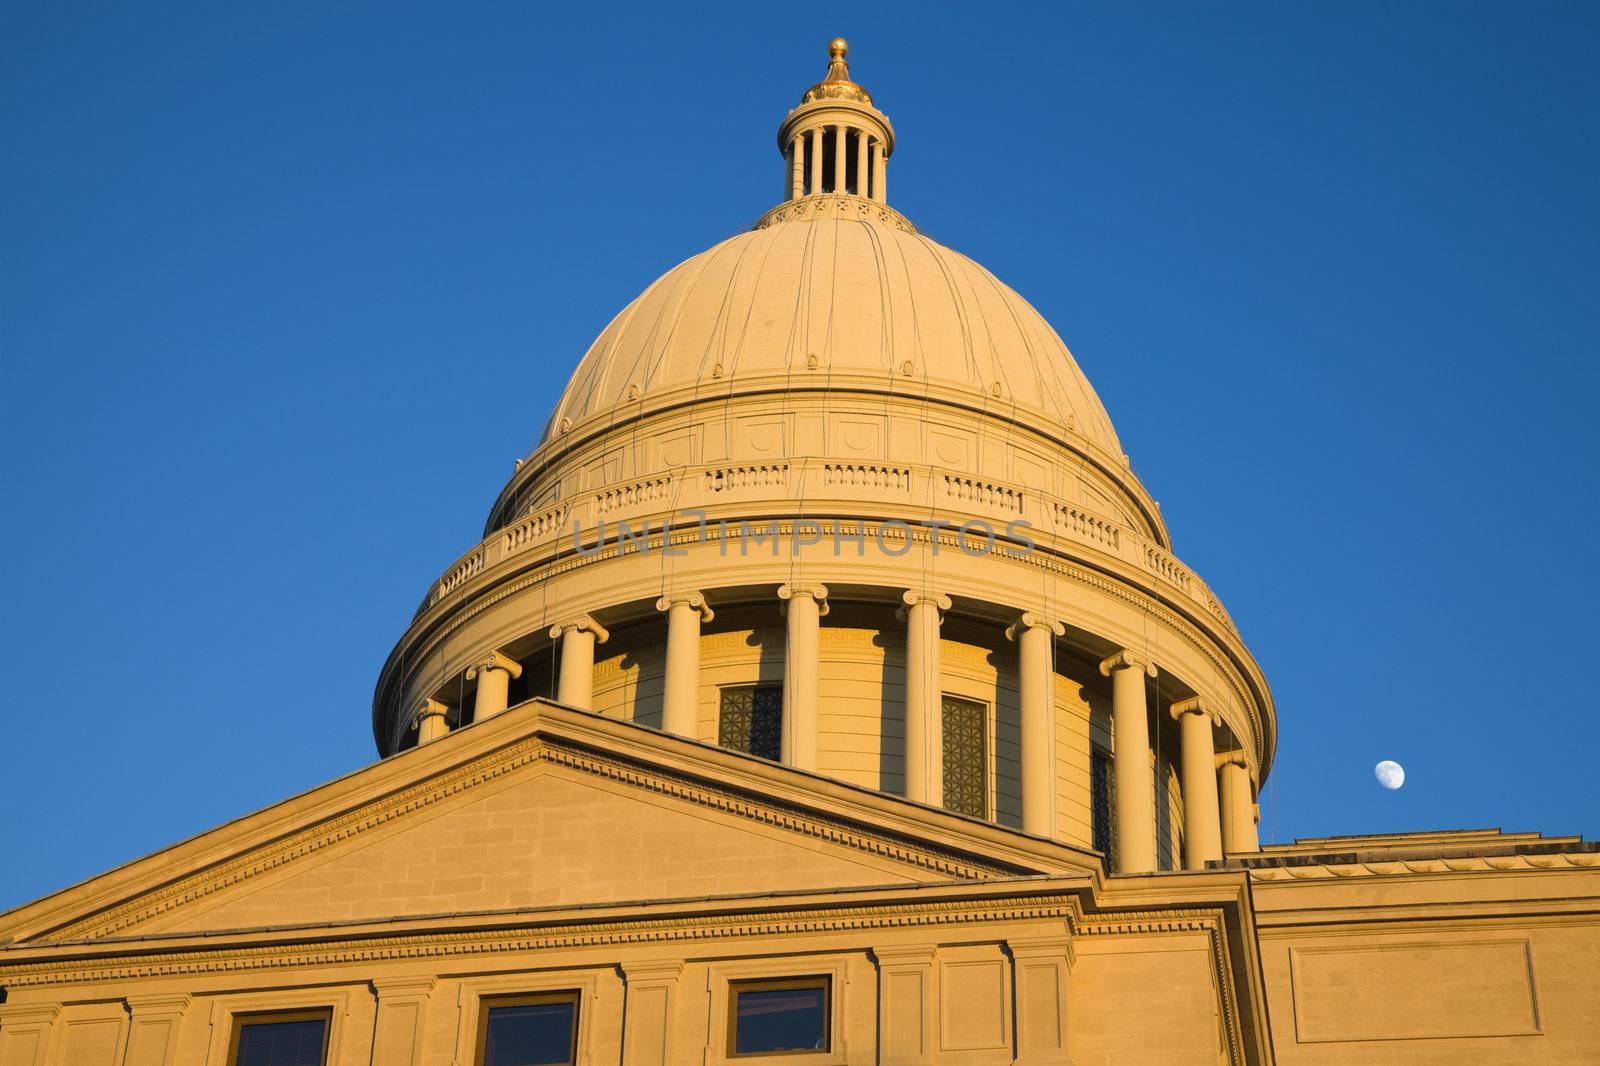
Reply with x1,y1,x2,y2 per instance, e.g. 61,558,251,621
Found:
776,38,896,205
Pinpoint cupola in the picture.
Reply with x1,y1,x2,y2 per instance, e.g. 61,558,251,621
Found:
776,39,895,203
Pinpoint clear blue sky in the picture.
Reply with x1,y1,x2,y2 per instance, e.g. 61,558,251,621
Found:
3,3,1596,910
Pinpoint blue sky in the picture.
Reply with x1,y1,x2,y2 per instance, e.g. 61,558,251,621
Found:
3,3,1596,910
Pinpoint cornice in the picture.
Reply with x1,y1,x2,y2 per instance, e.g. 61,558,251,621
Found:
1244,851,1600,880
0,892,1228,1006
1,891,1255,1065
2,893,1096,989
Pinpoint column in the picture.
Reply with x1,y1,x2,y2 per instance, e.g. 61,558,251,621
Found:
808,127,823,195
1171,697,1223,869
872,140,887,202
777,583,828,771
789,136,804,200
1100,651,1157,873
832,124,847,194
855,128,869,196
899,590,951,806
1006,612,1065,837
466,650,522,723
657,592,713,738
413,698,450,745
548,615,609,710
1217,751,1259,854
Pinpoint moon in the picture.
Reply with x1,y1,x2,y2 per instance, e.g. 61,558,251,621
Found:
1374,760,1405,790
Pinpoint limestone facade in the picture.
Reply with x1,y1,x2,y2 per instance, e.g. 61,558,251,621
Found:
2,38,1595,1066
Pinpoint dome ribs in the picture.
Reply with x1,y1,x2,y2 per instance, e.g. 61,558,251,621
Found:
535,218,1131,466
709,219,785,390
643,234,742,405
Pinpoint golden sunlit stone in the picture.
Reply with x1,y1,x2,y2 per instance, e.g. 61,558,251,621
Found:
1,38,1595,1066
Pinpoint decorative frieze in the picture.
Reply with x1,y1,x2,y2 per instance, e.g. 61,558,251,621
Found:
753,193,917,234
0,894,1238,998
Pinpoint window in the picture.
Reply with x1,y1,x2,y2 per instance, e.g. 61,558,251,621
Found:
727,977,830,1056
1154,748,1176,872
941,695,988,818
477,992,579,1066
1091,748,1115,868
719,685,782,760
229,1010,330,1066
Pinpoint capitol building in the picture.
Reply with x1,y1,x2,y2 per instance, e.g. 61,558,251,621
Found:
1,39,1596,1066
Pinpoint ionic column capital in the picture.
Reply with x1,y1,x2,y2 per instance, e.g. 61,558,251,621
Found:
409,697,450,729
1170,696,1219,724
465,650,522,681
778,583,830,616
656,591,714,622
897,589,952,621
1216,748,1250,771
549,614,609,643
1005,612,1064,641
1099,649,1157,678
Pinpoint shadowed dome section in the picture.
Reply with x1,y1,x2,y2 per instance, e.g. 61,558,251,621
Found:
542,214,1123,454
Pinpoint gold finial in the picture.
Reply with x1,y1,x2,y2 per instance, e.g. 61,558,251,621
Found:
832,37,857,82
802,36,872,105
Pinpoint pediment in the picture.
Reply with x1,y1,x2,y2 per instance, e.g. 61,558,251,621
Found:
0,701,1088,944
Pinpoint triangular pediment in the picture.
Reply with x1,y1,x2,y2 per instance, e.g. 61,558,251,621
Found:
0,701,1091,944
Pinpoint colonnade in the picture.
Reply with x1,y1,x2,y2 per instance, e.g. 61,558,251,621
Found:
409,588,1260,870
787,124,887,201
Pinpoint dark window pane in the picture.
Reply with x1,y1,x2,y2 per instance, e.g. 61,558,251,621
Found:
941,695,987,818
719,686,782,761
235,1019,326,1066
1154,747,1175,871
1091,749,1116,869
483,1001,576,1066
733,983,828,1055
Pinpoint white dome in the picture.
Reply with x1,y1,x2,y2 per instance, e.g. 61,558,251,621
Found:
544,210,1123,457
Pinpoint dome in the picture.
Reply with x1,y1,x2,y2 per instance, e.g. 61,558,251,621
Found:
542,213,1124,457
375,40,1274,869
